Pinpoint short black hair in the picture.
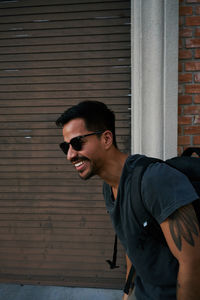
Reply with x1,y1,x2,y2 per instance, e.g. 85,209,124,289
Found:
56,101,117,147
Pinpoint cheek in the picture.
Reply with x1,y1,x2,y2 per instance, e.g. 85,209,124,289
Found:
82,141,104,158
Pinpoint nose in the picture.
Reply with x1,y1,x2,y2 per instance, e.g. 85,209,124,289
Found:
67,144,78,161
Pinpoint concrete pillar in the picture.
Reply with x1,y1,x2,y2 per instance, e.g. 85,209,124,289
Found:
131,0,179,159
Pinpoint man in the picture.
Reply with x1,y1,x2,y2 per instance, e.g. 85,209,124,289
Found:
56,100,200,300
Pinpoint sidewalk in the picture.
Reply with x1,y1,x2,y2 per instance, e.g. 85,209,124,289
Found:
0,284,123,300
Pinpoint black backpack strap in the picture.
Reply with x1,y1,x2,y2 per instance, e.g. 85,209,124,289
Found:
106,234,119,269
123,156,165,294
131,156,162,225
181,147,200,226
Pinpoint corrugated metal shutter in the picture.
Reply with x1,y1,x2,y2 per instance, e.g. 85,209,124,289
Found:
0,0,131,289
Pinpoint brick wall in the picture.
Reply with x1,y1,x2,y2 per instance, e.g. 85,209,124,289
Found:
179,0,200,155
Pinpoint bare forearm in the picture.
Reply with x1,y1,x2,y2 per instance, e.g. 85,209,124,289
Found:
177,267,200,300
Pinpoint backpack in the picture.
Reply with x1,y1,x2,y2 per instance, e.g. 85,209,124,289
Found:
106,147,200,295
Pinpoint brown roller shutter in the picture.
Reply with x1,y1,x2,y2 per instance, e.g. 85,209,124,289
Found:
0,0,131,289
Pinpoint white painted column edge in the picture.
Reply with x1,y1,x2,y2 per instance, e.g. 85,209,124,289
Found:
131,0,179,159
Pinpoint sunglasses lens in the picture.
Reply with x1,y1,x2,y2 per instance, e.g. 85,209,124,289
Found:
71,137,82,151
60,142,69,155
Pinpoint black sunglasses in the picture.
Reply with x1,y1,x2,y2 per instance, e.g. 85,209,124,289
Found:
60,130,104,155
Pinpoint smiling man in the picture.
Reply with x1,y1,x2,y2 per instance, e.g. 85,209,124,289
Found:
56,101,200,300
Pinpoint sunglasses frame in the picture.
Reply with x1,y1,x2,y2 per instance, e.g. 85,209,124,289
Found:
60,130,105,155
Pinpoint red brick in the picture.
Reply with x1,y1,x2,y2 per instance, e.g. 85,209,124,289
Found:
179,38,183,49
195,28,200,37
186,16,200,26
194,73,200,82
184,125,200,134
178,106,182,115
196,6,200,14
178,125,183,135
179,49,192,59
179,16,184,26
180,6,193,15
194,95,200,102
194,136,200,144
185,84,200,93
178,95,193,104
186,38,200,48
180,28,193,37
178,135,191,145
185,62,200,70
194,115,200,123
195,49,200,58
179,73,193,82
184,105,200,114
179,62,183,72
178,85,184,94
178,116,193,124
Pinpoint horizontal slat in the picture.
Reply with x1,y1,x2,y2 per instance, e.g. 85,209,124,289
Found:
0,220,112,229
0,105,130,114
0,74,130,86
0,2,129,16
0,91,130,101
0,25,130,40
0,268,125,281
0,278,124,290
0,81,129,92
0,49,130,63
0,73,130,85
0,66,130,76
0,238,120,250
0,9,130,24
0,0,126,7
0,230,114,242
0,212,109,222
0,206,106,214
0,17,130,32
0,34,130,48
0,253,124,266
0,98,130,108
0,195,105,202
0,43,130,55
0,226,114,236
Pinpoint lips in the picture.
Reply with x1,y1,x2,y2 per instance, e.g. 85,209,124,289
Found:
72,157,89,172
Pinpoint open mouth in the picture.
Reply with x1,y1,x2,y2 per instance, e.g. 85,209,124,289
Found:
74,161,84,168
73,159,89,172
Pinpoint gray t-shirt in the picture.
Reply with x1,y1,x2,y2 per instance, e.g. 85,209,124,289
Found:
103,155,198,300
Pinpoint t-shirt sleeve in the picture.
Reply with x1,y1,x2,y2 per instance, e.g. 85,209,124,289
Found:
141,162,199,224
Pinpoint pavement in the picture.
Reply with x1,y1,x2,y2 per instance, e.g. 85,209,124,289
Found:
0,284,123,300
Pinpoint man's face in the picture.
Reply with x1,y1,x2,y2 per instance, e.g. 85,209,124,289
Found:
62,118,105,180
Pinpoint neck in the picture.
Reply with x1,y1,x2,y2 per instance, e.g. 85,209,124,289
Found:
99,148,129,190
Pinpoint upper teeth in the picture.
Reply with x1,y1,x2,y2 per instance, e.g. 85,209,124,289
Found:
75,161,83,167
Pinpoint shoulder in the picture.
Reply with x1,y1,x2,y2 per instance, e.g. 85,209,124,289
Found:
141,161,198,223
142,161,192,189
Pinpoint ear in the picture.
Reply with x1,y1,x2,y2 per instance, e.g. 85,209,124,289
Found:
102,130,113,149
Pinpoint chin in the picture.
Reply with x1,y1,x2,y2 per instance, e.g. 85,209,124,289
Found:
79,170,95,181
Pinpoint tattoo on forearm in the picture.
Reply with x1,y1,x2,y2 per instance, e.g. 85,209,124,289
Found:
168,205,199,251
